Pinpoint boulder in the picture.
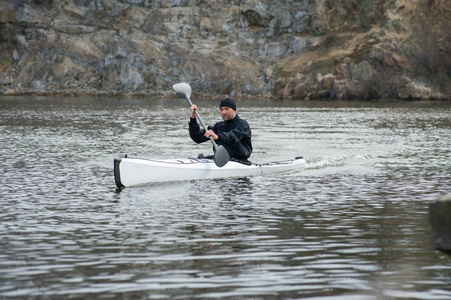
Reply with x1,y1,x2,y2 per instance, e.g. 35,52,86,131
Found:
348,60,374,82
359,1,386,28
283,75,309,99
397,79,434,100
317,73,335,91
334,64,350,80
429,194,451,255
272,8,292,29
0,1,15,23
241,10,266,27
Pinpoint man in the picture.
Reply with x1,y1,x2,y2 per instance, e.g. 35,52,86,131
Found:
189,97,252,161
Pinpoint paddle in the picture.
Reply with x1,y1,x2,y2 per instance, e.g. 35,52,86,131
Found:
172,82,230,167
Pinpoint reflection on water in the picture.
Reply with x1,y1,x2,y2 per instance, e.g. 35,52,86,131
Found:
0,97,450,299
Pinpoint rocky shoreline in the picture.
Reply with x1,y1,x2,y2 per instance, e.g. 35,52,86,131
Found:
0,0,450,100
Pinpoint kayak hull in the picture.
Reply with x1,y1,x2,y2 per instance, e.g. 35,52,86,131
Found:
114,156,306,188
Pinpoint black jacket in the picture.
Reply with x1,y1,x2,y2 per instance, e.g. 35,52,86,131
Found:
189,115,252,160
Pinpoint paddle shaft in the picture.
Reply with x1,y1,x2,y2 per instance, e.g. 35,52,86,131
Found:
173,82,229,167
184,96,219,150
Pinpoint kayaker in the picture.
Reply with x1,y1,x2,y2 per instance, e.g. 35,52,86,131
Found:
189,97,252,161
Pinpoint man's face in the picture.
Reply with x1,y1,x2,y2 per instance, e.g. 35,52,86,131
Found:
220,106,236,121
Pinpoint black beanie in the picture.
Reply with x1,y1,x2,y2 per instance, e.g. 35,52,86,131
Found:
219,97,236,111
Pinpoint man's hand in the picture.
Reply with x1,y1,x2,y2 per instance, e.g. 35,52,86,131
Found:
204,130,218,140
190,105,199,119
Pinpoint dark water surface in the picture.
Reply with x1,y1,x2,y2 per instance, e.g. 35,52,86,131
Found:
1,96,450,299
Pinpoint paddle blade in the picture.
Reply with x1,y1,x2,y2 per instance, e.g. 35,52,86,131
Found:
172,82,191,100
214,145,230,167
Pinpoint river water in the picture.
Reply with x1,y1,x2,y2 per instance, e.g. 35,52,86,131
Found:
1,96,450,299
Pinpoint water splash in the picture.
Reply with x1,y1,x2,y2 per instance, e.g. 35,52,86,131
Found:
301,155,377,177
160,87,175,101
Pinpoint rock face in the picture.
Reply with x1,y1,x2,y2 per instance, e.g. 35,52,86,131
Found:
278,0,451,100
0,0,449,99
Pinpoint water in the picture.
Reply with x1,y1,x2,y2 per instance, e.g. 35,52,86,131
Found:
1,96,450,299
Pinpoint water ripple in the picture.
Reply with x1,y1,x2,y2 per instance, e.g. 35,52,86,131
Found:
1,98,450,299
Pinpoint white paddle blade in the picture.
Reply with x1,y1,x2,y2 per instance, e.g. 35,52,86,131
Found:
173,82,191,99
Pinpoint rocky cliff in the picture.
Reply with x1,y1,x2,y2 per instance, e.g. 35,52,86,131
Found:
0,0,449,100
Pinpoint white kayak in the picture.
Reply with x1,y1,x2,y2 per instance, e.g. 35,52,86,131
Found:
114,156,306,187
